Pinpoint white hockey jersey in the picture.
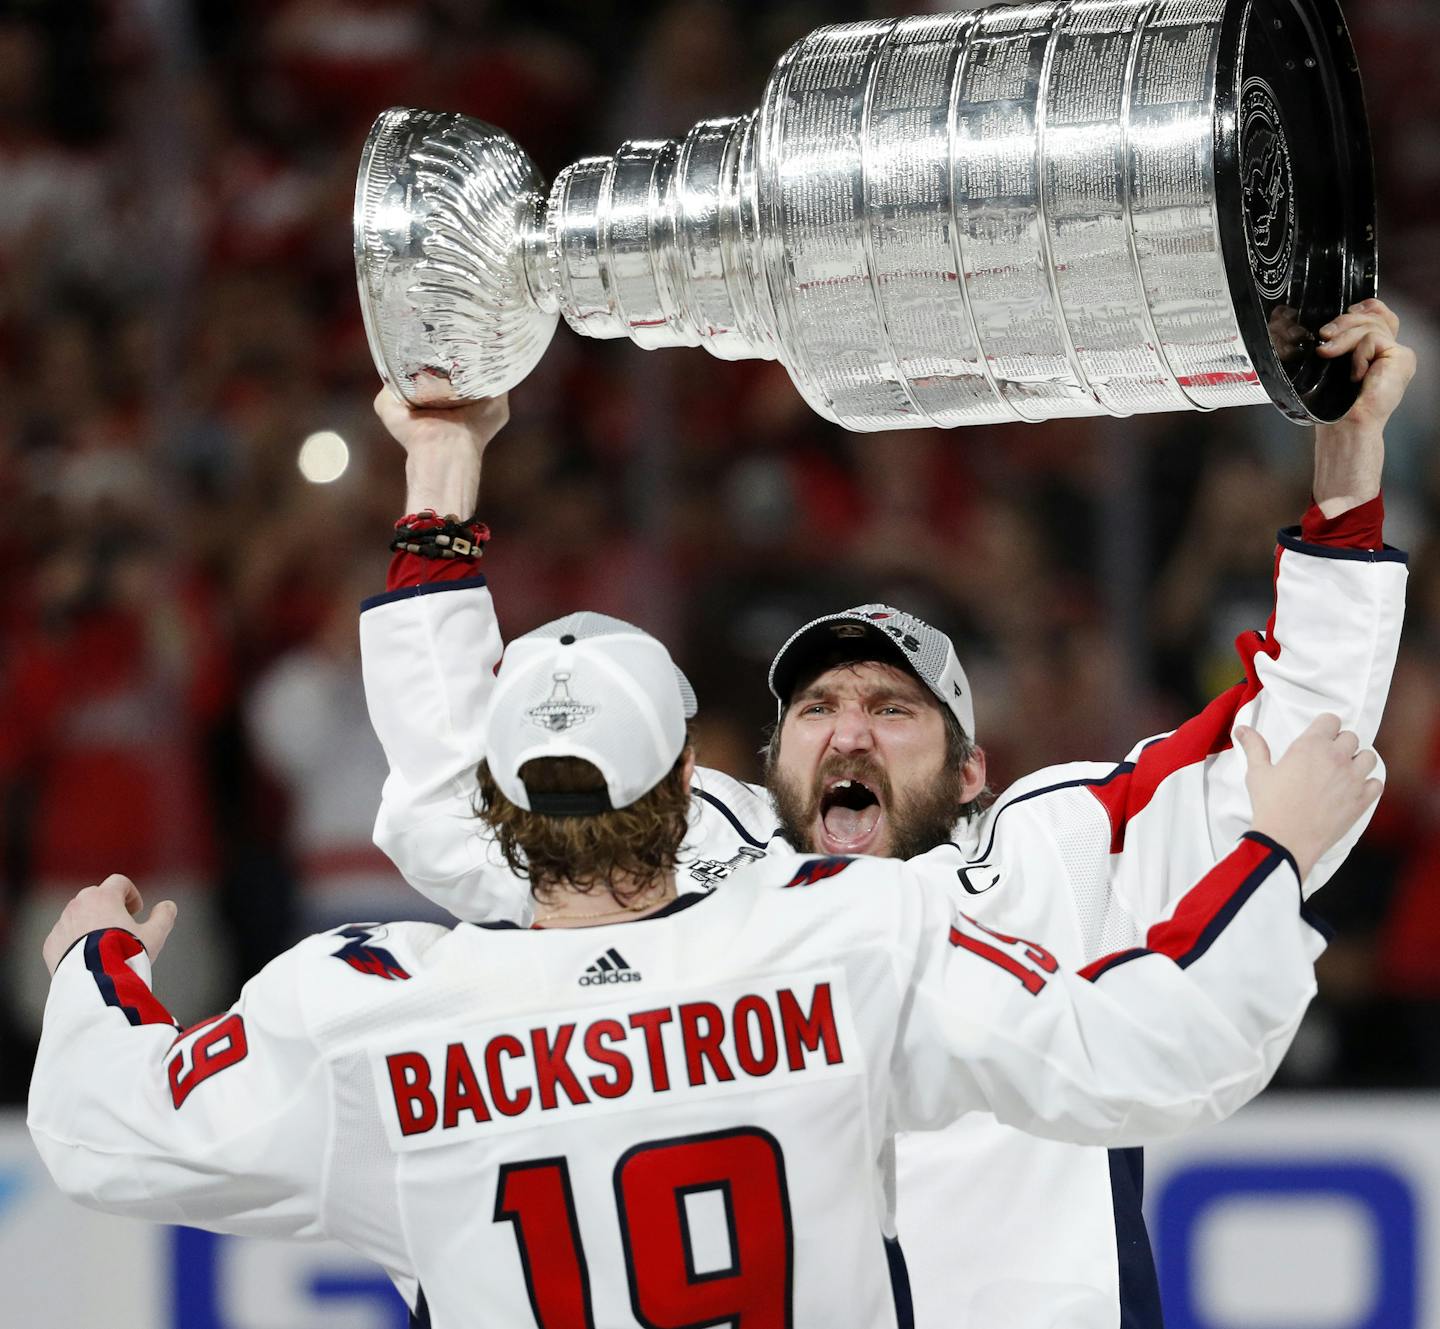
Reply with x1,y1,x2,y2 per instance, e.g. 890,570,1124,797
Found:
358,530,1405,1329
30,835,1324,1329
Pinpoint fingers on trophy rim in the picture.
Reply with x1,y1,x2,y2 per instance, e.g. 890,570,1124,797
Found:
1322,312,1394,346
1359,297,1400,334
1316,299,1401,360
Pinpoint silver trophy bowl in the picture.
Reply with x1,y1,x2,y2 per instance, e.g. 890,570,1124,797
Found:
355,0,1375,429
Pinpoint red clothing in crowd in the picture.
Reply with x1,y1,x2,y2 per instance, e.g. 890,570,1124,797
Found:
0,580,230,886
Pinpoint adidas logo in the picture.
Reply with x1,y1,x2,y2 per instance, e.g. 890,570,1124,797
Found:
578,947,642,986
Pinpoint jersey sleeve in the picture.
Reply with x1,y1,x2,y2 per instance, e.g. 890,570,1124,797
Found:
360,575,538,924
889,833,1326,1146
1089,530,1406,918
28,929,332,1238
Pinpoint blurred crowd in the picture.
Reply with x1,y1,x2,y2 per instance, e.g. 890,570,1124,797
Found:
0,0,1437,1103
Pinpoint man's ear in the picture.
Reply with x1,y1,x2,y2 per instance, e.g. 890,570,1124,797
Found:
959,746,987,802
682,747,697,788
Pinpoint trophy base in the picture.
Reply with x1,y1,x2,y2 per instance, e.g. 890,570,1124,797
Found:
1216,0,1377,425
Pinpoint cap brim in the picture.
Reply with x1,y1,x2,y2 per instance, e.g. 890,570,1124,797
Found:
769,618,921,707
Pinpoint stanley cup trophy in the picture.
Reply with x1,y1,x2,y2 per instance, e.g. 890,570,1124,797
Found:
354,0,1375,431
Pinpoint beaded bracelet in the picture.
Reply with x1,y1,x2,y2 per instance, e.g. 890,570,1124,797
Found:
390,510,491,561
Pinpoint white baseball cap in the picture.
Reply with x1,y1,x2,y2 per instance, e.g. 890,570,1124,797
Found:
487,612,698,815
768,603,975,739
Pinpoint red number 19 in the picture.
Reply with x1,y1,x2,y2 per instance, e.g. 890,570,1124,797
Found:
949,914,1058,995
495,1128,792,1328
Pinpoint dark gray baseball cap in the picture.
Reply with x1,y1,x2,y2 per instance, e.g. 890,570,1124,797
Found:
768,603,975,739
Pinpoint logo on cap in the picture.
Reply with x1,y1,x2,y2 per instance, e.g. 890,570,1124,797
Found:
880,624,922,654
527,672,597,733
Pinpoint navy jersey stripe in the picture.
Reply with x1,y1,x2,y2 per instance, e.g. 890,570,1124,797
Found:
83,931,132,1023
883,1235,915,1329
693,788,773,849
1300,900,1336,943
409,1285,431,1328
1109,1148,1164,1329
480,891,716,932
1167,851,1278,971
82,929,176,1028
1079,947,1149,983
361,575,488,614
1277,525,1408,564
954,765,1137,865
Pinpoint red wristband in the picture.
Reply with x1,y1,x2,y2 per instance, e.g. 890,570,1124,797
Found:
1299,492,1384,550
386,511,491,591
391,510,490,555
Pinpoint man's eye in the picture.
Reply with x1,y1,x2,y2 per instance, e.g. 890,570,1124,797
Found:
877,705,911,717
800,703,830,716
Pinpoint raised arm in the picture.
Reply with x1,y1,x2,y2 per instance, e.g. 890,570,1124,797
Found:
1091,301,1412,923
1311,298,1414,517
377,389,506,522
360,392,544,923
895,717,1378,1146
362,391,777,921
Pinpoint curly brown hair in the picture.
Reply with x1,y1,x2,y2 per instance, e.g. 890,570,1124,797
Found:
475,746,694,907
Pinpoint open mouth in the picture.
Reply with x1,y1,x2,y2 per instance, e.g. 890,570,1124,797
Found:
818,777,883,852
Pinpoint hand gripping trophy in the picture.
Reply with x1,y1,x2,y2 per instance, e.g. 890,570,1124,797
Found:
354,0,1375,431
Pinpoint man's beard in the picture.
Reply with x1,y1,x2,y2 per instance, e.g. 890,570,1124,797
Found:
767,751,967,860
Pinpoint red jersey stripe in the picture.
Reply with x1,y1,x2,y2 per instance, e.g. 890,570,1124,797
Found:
1087,546,1283,852
1079,834,1290,981
83,929,177,1028
1138,835,1277,966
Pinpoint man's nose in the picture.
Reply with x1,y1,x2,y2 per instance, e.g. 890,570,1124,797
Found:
828,707,875,755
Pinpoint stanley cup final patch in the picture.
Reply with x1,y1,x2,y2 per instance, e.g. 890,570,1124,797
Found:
527,672,597,733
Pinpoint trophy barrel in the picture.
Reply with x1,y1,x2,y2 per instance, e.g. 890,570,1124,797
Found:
753,0,1374,430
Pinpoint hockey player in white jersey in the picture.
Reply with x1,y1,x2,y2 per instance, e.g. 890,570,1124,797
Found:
31,614,1380,1329
360,300,1414,1327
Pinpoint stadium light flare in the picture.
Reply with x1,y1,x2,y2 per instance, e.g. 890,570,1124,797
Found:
298,431,350,484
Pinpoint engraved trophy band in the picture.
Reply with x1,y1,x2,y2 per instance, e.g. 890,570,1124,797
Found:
354,0,1375,430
